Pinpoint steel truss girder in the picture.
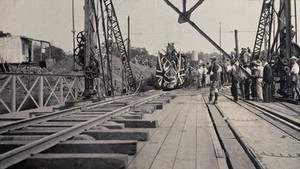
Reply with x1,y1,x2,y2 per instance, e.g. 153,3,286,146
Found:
251,0,275,61
103,0,136,91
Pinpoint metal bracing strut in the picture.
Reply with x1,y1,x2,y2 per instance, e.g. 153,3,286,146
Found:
106,7,114,96
164,0,231,59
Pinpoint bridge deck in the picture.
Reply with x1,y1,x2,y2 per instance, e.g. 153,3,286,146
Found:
128,92,226,169
0,89,299,169
127,89,299,169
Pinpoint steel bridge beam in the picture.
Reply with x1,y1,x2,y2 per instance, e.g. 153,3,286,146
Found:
163,0,231,60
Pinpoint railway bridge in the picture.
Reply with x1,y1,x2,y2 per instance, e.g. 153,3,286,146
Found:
0,0,299,168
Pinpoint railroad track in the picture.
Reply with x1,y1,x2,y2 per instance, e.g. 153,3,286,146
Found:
232,97,300,133
0,92,175,169
204,93,300,169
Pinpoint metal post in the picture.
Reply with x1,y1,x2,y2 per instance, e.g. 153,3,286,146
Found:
49,44,51,59
31,42,34,62
11,75,16,113
124,16,131,93
38,76,44,108
219,22,222,56
72,0,76,57
100,0,109,96
74,77,78,99
84,0,94,94
40,42,43,61
294,0,298,44
285,0,292,59
106,8,114,96
91,1,107,95
60,77,64,104
219,22,222,48
234,30,239,59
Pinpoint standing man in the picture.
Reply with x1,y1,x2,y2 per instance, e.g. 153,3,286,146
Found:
196,65,204,90
195,66,201,89
262,58,273,102
290,56,300,101
238,65,246,99
202,63,208,87
256,60,264,101
226,62,232,84
244,63,252,100
208,56,220,104
251,61,258,100
230,59,239,102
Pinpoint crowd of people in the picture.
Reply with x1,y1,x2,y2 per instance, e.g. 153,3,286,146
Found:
194,50,300,104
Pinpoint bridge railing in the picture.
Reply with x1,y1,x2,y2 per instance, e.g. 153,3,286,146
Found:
0,73,85,114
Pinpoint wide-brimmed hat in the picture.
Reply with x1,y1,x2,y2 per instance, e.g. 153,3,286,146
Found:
254,60,262,66
230,59,237,64
260,56,267,61
243,62,250,66
210,56,217,61
290,56,298,61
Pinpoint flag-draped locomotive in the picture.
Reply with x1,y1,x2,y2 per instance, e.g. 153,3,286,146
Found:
155,43,186,89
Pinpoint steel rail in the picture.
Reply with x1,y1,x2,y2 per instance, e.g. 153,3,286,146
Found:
242,100,300,130
275,102,300,114
222,94,300,132
0,95,131,134
0,93,163,168
211,103,265,169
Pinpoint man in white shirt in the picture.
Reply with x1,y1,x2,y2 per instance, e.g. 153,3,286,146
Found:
202,64,208,87
226,64,232,83
290,56,299,101
256,60,264,101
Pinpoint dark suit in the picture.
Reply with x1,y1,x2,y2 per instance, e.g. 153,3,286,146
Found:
251,67,258,99
209,63,220,103
263,63,273,102
231,66,239,101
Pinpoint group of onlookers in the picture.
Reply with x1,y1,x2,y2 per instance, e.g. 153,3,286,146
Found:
194,52,300,103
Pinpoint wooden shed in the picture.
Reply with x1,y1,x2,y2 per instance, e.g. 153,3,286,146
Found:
0,36,33,63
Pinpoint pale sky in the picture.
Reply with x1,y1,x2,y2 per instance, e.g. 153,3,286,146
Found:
0,0,299,55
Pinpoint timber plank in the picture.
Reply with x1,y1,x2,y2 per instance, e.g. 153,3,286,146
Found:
149,98,190,169
173,98,197,169
222,139,256,169
127,98,184,169
207,102,255,169
12,153,128,169
84,130,149,141
111,119,158,128
0,140,137,155
30,121,80,127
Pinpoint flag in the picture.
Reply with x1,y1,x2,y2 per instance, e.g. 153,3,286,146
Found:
177,53,185,85
155,53,164,87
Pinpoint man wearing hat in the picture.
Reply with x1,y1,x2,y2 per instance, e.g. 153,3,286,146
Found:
262,58,273,102
243,63,252,100
255,60,264,101
201,63,208,87
230,59,239,102
251,61,258,100
290,56,299,101
208,56,220,104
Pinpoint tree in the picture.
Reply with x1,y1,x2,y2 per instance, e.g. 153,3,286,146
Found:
0,31,11,38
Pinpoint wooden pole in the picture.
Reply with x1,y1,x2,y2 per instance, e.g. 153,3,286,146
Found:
285,0,292,59
234,30,239,59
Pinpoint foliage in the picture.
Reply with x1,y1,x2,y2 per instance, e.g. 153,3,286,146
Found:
130,47,156,68
45,45,68,62
0,31,11,38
